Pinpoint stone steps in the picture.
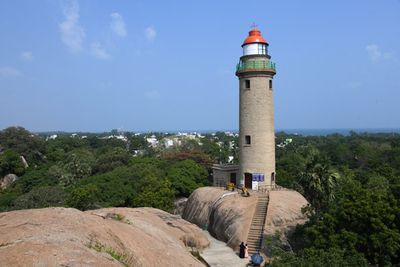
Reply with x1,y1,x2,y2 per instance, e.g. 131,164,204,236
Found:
246,193,269,255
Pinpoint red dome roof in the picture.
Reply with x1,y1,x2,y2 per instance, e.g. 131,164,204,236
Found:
242,28,268,46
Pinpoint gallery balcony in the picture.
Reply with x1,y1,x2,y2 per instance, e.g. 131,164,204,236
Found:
236,60,276,75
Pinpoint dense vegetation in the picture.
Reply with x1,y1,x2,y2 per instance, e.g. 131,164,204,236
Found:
1,126,400,265
270,132,400,266
0,127,217,213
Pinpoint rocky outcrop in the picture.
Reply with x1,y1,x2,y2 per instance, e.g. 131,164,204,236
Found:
182,187,308,253
173,197,188,215
20,155,29,168
265,190,308,236
183,187,257,250
0,173,18,189
0,207,209,267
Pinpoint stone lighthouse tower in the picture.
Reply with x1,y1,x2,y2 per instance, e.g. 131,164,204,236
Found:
236,27,277,190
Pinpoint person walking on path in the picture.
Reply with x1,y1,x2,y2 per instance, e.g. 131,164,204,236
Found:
239,242,245,258
244,243,249,258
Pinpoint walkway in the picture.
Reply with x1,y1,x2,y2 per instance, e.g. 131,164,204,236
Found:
246,192,269,255
200,231,249,267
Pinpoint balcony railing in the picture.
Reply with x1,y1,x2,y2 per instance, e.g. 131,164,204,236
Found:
236,60,276,72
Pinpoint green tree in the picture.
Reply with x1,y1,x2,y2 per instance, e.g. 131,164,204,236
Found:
167,159,208,197
11,167,57,194
293,176,400,266
12,186,66,210
51,150,95,187
63,150,94,179
132,175,175,212
268,247,368,267
128,135,150,152
201,135,232,163
71,166,138,207
298,155,339,213
181,138,201,151
161,150,213,169
87,135,126,150
66,184,100,210
0,191,19,212
276,149,307,189
0,149,25,176
0,126,45,164
46,135,89,154
92,147,130,174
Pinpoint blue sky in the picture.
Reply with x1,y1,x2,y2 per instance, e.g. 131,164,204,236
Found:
0,0,399,132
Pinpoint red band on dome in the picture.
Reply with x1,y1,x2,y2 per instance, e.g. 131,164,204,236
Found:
242,29,268,46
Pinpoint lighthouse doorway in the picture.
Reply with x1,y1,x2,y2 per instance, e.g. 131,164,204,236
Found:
230,172,237,185
244,173,252,189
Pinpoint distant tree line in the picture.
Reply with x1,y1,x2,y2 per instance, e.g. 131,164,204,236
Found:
0,127,211,213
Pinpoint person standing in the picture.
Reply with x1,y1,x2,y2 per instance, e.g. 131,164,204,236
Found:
245,243,249,258
239,242,245,258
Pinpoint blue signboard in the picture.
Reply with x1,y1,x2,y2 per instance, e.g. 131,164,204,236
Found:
252,173,265,182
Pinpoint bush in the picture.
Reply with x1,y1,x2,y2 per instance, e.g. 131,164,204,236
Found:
0,191,19,211
132,175,175,212
269,247,368,267
66,184,99,210
73,166,139,207
12,167,57,194
12,186,66,210
0,149,25,177
92,147,130,174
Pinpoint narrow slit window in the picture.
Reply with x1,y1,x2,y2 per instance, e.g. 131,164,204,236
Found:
245,135,251,145
245,80,250,89
269,80,272,89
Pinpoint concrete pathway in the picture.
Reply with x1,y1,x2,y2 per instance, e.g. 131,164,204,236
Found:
201,231,250,267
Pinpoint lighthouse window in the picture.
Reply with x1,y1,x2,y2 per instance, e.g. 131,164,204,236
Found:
269,80,272,89
245,80,251,89
245,135,251,145
258,44,266,55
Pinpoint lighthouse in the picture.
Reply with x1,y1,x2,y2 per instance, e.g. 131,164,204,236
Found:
236,27,277,190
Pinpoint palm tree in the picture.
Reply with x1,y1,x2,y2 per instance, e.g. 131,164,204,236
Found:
299,153,339,214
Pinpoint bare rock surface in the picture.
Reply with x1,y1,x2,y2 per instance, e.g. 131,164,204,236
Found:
265,190,308,236
0,173,18,189
20,155,29,168
173,197,188,215
183,187,308,252
183,187,257,250
0,207,209,267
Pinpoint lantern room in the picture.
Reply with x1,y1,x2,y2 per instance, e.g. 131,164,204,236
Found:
242,28,269,56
